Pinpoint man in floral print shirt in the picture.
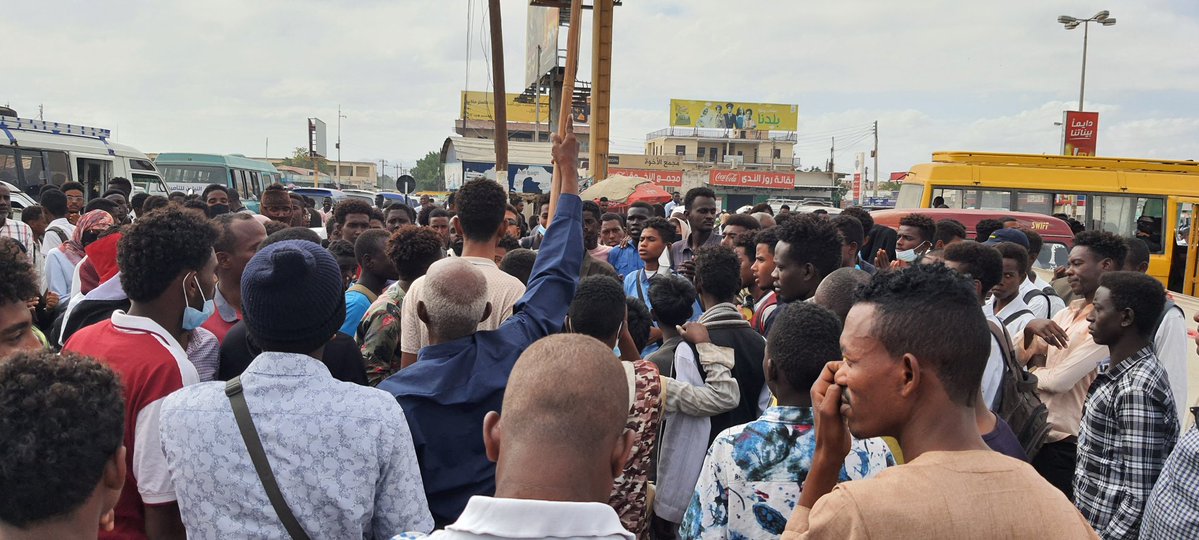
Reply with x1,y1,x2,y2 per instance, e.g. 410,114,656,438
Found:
682,302,894,538
358,225,445,385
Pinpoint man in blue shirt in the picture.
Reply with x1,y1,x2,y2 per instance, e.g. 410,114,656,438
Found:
339,229,397,336
378,127,584,527
608,202,653,279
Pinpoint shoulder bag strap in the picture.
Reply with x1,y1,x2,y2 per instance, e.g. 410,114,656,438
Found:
346,283,378,304
1002,309,1034,327
225,378,312,540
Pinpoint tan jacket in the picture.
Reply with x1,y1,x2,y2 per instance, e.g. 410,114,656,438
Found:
782,450,1098,539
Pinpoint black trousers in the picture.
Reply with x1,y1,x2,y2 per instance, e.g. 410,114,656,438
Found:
1032,437,1077,501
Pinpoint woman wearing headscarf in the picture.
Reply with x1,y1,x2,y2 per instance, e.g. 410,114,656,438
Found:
42,209,113,298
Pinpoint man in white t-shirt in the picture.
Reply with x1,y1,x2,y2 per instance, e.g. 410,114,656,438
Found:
399,179,526,369
985,241,1038,339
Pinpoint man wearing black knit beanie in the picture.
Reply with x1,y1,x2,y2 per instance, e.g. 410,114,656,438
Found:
159,239,434,538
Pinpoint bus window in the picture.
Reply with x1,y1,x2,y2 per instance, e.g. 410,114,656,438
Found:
897,183,924,208
131,174,166,196
1016,191,1052,215
0,148,18,186
47,151,70,186
975,190,1011,210
1092,195,1165,253
248,171,262,198
18,150,47,185
130,159,155,171
76,158,111,200
931,187,963,208
1052,194,1085,220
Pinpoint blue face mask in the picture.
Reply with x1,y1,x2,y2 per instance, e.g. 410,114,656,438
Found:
182,274,215,331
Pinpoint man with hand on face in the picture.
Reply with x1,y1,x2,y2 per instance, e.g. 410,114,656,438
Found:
670,187,721,280
608,202,654,279
876,212,935,270
780,264,1096,539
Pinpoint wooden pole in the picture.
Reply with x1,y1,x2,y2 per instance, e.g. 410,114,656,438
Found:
488,0,509,191
547,0,582,228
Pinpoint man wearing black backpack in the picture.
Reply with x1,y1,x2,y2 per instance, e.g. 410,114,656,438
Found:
942,241,1046,461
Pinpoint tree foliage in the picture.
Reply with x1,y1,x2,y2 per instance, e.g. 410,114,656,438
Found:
412,151,445,191
277,146,327,174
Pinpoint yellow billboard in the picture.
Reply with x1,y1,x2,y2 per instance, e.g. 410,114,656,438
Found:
670,99,798,131
461,91,554,124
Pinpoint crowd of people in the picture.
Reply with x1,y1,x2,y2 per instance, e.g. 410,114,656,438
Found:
1,124,1197,540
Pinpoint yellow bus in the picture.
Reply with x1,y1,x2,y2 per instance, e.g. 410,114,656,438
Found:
895,151,1199,293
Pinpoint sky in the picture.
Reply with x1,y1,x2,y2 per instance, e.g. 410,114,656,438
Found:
7,0,1199,180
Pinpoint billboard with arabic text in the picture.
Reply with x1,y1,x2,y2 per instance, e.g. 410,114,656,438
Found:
1062,111,1099,156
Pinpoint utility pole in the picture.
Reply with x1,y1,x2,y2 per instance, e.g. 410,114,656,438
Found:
590,0,615,181
488,0,509,190
337,105,347,186
535,45,542,143
872,120,879,191
379,159,388,191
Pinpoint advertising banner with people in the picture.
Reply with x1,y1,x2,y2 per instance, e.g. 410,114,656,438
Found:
670,99,798,131
1062,111,1099,156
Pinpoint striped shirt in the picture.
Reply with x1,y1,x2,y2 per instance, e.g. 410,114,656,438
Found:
0,218,35,263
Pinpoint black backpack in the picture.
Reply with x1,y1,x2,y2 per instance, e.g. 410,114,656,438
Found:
987,320,1051,461
1022,285,1061,319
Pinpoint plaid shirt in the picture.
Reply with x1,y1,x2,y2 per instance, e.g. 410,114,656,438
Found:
1140,425,1199,539
0,219,35,263
1074,346,1178,540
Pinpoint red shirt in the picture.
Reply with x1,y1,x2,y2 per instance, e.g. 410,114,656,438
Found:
64,312,199,540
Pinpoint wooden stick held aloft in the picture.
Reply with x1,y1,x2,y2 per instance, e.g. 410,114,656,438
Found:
547,0,582,229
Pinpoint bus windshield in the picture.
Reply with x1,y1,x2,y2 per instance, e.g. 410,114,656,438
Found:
160,164,228,188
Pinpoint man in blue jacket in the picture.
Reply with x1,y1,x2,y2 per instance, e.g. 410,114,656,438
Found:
378,125,584,527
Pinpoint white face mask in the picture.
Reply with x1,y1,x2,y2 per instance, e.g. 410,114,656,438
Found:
895,242,929,263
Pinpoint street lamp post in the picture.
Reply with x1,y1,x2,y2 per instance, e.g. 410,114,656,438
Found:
336,105,348,187
1058,11,1116,111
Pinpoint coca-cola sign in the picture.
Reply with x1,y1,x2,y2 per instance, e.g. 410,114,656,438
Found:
1062,111,1099,156
709,169,795,190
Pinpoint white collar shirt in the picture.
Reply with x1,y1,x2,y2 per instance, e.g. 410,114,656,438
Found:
394,496,633,540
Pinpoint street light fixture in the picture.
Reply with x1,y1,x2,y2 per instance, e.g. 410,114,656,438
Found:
1059,10,1116,111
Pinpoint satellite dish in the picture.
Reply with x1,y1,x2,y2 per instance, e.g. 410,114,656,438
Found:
396,174,416,194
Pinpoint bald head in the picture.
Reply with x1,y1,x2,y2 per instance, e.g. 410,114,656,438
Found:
753,212,776,228
502,334,628,452
418,258,490,341
813,267,871,322
485,334,632,501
